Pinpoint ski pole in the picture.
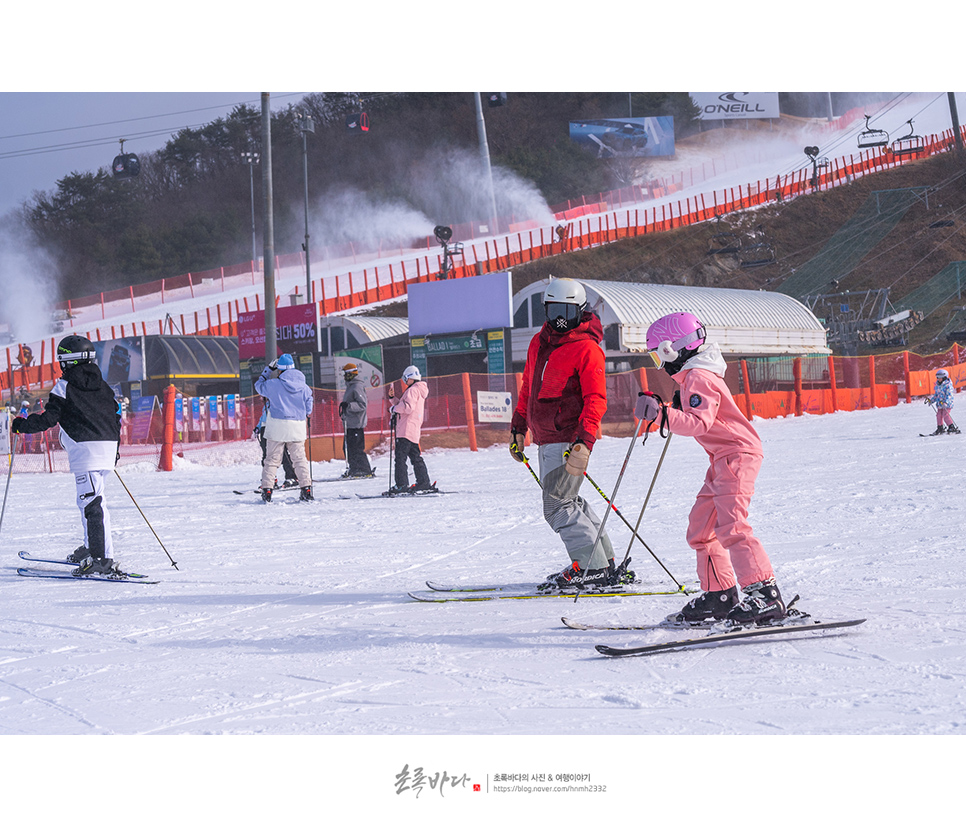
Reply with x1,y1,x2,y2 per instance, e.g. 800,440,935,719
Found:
511,440,542,487
574,417,645,601
582,467,685,590
307,415,314,484
0,432,18,536
621,428,674,562
113,470,179,570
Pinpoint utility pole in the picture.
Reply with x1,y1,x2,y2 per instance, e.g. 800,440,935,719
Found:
299,113,315,304
948,93,964,155
261,93,277,363
474,93,499,236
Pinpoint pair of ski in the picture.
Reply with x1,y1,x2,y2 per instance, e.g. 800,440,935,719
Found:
15,551,159,584
234,471,378,495
355,482,447,500
413,581,864,655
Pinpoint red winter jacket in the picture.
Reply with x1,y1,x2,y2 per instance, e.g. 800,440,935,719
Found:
511,312,607,449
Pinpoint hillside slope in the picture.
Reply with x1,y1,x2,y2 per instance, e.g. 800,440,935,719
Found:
505,147,966,353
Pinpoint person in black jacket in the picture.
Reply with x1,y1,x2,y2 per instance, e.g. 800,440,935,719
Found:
12,335,122,576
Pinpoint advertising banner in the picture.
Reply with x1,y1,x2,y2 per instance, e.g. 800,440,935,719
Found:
335,345,385,391
93,337,144,385
569,116,675,158
477,390,513,423
238,303,318,361
691,92,780,121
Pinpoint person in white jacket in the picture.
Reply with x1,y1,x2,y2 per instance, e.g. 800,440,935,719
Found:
255,354,314,502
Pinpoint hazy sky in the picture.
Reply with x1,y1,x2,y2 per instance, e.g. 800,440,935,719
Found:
0,92,308,216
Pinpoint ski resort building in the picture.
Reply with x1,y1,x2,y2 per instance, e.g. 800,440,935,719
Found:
511,279,830,372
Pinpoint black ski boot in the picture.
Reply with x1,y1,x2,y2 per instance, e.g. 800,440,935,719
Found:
541,560,614,589
72,555,121,576
261,487,273,503
666,586,739,625
929,426,946,436
299,486,314,502
67,545,90,564
727,578,786,625
948,424,961,435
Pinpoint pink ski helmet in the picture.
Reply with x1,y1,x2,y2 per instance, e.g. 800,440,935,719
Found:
645,312,707,372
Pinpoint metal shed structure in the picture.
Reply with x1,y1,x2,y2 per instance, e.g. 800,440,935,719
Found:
318,315,410,356
511,279,829,367
143,335,239,396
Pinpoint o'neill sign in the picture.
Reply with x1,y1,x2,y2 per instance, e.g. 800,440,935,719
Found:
691,92,780,121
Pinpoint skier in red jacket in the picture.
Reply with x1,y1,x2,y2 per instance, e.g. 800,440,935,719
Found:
510,277,629,589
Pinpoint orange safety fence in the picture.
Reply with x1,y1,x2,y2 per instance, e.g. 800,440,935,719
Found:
4,345,963,475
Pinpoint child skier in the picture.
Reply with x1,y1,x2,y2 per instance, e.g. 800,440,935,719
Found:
635,312,785,625
388,366,434,493
925,369,959,435
11,335,123,576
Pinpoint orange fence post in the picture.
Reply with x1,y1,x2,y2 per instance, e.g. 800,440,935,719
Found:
793,358,803,416
740,359,753,419
160,384,176,471
868,355,877,408
828,356,839,412
461,373,477,452
902,351,912,403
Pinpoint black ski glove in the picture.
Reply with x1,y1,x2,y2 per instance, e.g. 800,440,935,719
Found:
11,417,26,434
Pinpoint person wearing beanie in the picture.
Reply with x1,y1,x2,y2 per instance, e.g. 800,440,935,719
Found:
255,354,315,502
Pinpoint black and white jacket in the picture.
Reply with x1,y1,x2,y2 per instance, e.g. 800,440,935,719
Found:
21,363,121,472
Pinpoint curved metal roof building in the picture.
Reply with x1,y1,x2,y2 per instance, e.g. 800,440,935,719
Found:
512,278,829,360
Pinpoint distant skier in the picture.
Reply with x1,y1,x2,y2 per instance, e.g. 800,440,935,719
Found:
255,354,314,502
339,363,374,477
388,365,433,493
635,312,785,625
924,369,959,435
509,276,622,589
11,335,123,576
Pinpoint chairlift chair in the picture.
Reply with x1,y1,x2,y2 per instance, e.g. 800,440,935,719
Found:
739,242,777,268
857,114,889,150
739,227,776,267
707,217,741,255
891,120,925,156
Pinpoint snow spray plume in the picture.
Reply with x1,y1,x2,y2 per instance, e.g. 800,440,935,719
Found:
309,187,433,254
404,146,555,231
0,225,59,344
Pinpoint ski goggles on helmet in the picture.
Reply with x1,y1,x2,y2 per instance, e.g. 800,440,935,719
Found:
646,326,706,369
545,302,582,332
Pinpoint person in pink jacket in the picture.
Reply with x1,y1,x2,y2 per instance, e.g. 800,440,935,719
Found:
635,312,785,625
388,365,434,493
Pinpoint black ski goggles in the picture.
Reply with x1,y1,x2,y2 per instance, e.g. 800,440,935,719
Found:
545,302,581,329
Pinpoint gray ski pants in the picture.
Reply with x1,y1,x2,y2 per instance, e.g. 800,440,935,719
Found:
537,442,615,570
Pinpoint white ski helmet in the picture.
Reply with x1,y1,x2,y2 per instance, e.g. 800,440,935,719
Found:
543,276,587,332
645,311,707,374
402,365,421,383
936,369,949,379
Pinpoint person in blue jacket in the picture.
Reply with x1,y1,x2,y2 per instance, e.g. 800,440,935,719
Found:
925,369,960,435
254,354,315,501
11,335,122,575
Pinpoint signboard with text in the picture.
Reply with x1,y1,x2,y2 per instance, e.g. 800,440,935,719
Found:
237,303,318,361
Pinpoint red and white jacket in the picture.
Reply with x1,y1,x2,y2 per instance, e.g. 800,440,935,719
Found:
511,313,607,449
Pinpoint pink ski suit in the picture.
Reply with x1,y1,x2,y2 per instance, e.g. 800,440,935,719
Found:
663,345,775,593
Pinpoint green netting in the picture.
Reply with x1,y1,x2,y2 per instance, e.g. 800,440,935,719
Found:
778,188,925,300
896,262,966,316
